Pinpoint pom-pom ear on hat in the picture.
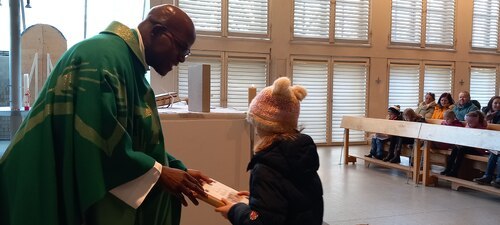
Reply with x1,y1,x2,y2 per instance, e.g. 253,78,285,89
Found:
247,77,307,133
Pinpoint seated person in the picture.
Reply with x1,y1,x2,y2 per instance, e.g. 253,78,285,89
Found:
473,99,500,187
431,92,455,119
431,110,465,150
365,107,401,160
471,100,481,111
453,91,479,121
472,151,500,188
482,95,500,124
384,108,424,164
415,92,437,119
441,110,488,177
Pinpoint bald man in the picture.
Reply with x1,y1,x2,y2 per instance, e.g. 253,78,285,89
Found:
453,91,479,121
0,4,209,225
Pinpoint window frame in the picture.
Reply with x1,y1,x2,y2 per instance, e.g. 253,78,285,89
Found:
470,0,500,52
173,51,269,109
469,63,500,107
388,59,454,109
291,56,369,145
389,0,456,49
291,0,372,45
177,0,271,39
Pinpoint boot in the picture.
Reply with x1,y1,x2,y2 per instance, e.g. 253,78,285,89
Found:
389,155,401,163
491,179,500,188
364,154,373,158
440,168,450,175
473,176,492,185
389,147,401,163
383,153,393,162
441,154,455,176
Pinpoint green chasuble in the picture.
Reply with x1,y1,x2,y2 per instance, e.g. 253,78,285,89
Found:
0,22,186,225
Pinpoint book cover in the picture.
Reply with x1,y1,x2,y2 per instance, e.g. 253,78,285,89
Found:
196,179,249,207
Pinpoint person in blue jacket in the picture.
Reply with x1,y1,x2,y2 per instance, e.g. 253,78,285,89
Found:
453,91,478,121
215,77,324,225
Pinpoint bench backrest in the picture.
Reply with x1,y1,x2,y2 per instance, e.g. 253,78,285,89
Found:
419,123,500,151
340,116,420,138
425,118,500,131
341,116,500,151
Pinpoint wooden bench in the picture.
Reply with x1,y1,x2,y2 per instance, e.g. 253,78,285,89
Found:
341,116,500,195
340,116,424,184
420,122,500,195
423,119,491,178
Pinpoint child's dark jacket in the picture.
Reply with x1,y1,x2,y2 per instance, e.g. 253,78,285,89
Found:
228,134,324,225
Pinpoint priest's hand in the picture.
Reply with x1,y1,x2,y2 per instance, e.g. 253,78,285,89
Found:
187,169,212,185
159,166,207,206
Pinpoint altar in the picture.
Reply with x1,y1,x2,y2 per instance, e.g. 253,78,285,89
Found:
159,103,252,225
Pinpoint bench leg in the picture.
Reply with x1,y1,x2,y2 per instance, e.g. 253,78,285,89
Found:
423,142,437,186
412,139,422,184
343,129,350,165
347,156,357,164
451,182,461,191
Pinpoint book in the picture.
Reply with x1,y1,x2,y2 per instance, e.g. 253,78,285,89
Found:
195,179,249,207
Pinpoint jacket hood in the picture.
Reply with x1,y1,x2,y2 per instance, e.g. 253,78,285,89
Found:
248,134,319,179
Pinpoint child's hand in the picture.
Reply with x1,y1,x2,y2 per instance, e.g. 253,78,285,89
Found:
237,191,250,197
215,198,235,219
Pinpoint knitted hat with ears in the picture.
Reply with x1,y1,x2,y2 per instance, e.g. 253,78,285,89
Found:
247,77,307,133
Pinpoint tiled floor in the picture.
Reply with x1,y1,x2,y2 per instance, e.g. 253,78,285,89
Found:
318,145,500,225
1,142,499,225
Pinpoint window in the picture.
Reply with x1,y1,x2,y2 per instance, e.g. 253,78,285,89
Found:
293,61,329,143
293,58,368,144
293,0,330,39
332,62,367,142
391,0,455,48
389,62,454,110
335,0,370,41
177,54,268,111
178,57,222,108
0,52,8,107
179,0,222,33
423,65,453,99
471,0,500,50
391,0,422,45
227,58,268,111
228,0,268,35
470,66,498,108
426,0,455,46
293,0,370,42
388,63,420,110
179,0,269,37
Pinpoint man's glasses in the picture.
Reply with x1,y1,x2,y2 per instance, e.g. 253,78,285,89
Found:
161,27,191,58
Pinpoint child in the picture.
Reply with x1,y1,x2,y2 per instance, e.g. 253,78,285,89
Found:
441,110,488,176
365,105,401,160
215,77,323,225
432,110,465,150
382,105,404,162
385,108,425,163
